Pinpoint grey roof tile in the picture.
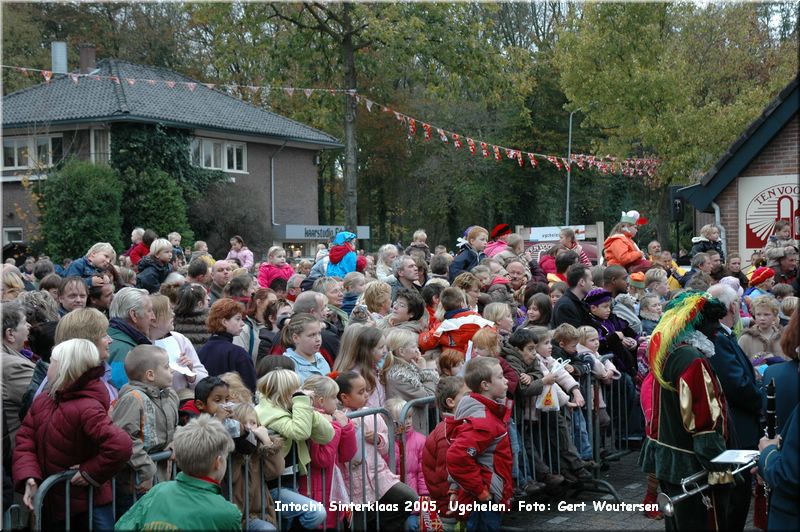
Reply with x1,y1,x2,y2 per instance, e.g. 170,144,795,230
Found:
3,59,341,147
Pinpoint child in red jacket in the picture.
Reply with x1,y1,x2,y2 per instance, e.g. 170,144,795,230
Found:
419,287,493,353
446,357,513,532
422,377,468,532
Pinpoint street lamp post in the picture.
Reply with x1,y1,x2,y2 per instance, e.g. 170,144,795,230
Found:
565,108,579,226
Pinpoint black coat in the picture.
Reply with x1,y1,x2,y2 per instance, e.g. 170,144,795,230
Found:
449,245,485,283
710,326,764,448
136,255,172,293
552,289,592,329
197,333,257,393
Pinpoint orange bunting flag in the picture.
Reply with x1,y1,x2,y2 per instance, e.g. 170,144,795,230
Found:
493,145,501,161
480,142,489,158
452,134,462,149
423,123,432,141
467,137,476,155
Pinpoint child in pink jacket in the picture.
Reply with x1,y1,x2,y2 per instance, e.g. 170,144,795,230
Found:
258,246,295,289
335,372,418,531
298,376,357,530
386,398,428,496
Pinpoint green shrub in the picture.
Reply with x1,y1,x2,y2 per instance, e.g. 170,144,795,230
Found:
119,167,194,244
41,159,123,262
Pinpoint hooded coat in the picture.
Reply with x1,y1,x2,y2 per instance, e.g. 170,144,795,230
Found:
445,393,513,518
13,365,132,520
135,255,172,293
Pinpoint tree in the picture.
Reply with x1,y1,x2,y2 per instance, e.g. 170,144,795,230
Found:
41,159,123,262
119,167,193,244
555,2,798,245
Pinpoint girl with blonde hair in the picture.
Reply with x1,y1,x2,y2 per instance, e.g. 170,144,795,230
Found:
254,369,331,530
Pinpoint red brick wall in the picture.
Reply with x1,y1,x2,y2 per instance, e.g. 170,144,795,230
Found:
695,113,799,258
741,114,799,178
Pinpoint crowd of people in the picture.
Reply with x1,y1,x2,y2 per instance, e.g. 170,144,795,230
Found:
1,216,798,532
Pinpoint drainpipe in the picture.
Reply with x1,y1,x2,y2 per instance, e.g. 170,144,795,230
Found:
711,201,727,259
270,141,288,226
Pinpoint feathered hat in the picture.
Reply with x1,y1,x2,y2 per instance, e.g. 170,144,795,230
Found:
647,290,727,391
620,210,649,226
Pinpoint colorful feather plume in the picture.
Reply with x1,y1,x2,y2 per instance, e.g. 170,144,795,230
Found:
647,292,709,391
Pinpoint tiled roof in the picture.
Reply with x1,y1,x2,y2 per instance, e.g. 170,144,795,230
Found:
3,59,341,148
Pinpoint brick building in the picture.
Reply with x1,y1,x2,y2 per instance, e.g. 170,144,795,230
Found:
680,75,799,262
2,49,344,258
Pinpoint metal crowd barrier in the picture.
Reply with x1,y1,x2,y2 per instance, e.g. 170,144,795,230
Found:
3,504,23,530
512,357,622,504
396,396,438,483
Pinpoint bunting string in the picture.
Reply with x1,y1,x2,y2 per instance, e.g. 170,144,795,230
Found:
3,63,660,177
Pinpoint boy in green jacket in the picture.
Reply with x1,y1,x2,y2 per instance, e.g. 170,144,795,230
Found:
115,414,241,531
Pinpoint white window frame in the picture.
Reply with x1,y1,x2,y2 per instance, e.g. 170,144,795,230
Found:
2,135,63,170
90,127,112,164
189,137,248,174
2,227,24,246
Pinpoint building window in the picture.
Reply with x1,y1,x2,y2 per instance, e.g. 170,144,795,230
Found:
2,136,63,170
190,137,247,173
91,128,111,165
2,227,23,246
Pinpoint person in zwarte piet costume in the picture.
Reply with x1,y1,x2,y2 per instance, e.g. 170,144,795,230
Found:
639,291,734,531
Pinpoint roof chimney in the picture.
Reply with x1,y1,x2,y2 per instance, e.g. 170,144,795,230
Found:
51,41,67,74
79,44,96,74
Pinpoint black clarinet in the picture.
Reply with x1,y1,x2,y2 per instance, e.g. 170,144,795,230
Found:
766,378,776,438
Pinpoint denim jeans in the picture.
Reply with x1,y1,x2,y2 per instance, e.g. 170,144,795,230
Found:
269,487,326,530
246,517,277,531
466,510,502,532
570,408,593,460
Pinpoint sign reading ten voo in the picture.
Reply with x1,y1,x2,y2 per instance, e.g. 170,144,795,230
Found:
743,181,800,248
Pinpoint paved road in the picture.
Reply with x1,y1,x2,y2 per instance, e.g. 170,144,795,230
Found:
501,450,758,531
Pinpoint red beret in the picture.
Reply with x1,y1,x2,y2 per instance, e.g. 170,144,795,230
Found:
490,224,512,240
749,266,775,288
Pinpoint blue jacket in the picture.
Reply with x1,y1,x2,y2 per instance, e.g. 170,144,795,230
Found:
197,333,257,393
710,326,764,448
135,255,172,294
758,404,800,531
64,256,103,287
448,244,484,283
762,360,800,433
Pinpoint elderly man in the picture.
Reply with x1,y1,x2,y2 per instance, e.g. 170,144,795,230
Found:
707,283,764,531
387,255,421,301
209,260,233,304
639,291,733,531
108,287,155,388
313,277,348,334
286,273,305,302
679,252,712,288
647,240,662,260
505,258,529,304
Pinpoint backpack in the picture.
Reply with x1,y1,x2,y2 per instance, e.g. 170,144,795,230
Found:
19,360,49,421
